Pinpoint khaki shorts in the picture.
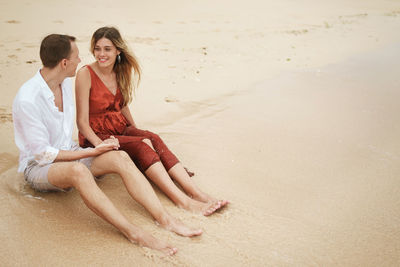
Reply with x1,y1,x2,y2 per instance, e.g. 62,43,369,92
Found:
24,147,95,192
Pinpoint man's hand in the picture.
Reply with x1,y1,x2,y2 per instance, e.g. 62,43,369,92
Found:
91,136,119,155
87,143,115,157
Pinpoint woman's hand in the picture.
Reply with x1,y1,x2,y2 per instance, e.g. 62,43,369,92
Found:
100,136,120,150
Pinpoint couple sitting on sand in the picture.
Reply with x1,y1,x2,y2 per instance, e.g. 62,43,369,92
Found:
12,27,228,255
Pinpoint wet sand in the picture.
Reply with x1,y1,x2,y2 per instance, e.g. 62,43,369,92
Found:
1,0,400,266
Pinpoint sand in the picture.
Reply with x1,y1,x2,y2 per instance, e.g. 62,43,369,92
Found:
1,0,400,266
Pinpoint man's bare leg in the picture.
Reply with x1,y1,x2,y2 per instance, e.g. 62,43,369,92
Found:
47,161,177,255
90,151,203,236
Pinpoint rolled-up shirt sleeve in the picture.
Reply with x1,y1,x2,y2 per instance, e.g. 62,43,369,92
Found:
13,100,59,166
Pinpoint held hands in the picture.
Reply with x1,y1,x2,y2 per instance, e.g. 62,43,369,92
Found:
102,136,120,149
92,136,120,155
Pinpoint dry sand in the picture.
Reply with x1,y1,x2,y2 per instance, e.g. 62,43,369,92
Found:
1,0,400,266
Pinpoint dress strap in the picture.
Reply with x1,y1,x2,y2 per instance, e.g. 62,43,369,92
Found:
85,65,98,81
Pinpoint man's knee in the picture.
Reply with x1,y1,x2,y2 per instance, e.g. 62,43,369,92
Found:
116,150,130,160
69,162,89,176
69,162,93,186
109,150,132,168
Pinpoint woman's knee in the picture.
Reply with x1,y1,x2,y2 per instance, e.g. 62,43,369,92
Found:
147,131,161,141
142,138,155,150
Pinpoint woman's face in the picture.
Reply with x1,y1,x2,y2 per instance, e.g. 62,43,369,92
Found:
93,37,119,67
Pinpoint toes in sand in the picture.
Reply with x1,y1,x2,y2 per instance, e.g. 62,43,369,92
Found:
159,214,203,237
127,230,178,256
203,199,229,216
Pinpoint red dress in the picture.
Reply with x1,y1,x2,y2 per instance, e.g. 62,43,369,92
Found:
79,65,179,172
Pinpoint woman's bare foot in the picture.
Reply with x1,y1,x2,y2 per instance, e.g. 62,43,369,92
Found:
157,213,203,237
124,227,178,256
191,192,230,211
181,198,227,216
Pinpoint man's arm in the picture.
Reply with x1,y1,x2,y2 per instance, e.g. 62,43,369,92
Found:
55,143,116,162
13,100,116,165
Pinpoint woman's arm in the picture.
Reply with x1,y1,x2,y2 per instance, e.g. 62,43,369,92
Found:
121,105,136,127
75,67,104,147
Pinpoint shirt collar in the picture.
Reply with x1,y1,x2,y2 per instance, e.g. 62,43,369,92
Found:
35,69,69,100
35,69,55,100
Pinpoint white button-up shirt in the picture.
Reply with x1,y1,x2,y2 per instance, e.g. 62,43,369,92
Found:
13,70,77,172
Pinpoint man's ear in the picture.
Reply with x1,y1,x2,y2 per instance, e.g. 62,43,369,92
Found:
60,58,68,69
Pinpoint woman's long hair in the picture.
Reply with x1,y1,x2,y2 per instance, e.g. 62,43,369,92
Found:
91,26,141,106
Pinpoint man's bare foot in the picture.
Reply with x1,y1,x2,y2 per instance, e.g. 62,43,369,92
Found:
158,214,203,237
125,227,178,256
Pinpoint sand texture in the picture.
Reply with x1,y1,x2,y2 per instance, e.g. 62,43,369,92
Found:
1,0,400,266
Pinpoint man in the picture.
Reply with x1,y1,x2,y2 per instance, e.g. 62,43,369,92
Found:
12,34,202,255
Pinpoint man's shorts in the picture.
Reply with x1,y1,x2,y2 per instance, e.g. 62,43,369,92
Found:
24,147,95,192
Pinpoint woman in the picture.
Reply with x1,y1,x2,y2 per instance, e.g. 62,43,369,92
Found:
76,26,228,216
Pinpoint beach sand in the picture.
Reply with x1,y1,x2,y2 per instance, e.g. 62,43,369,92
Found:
1,0,400,266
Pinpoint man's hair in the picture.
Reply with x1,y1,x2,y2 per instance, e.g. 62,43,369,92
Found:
40,34,76,68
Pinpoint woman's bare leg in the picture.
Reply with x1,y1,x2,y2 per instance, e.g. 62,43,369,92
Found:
140,139,228,215
168,163,227,205
145,162,224,216
47,161,177,255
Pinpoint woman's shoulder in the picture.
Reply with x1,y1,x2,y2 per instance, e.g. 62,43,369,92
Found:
77,65,90,75
76,65,93,80
76,65,93,87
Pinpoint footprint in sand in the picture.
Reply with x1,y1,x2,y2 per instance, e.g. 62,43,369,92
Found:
164,96,179,103
323,21,332,28
26,60,37,64
338,14,368,25
5,20,20,24
286,29,309,35
52,20,64,24
132,37,159,45
8,55,17,59
384,10,400,17
0,153,18,174
0,107,12,123
23,43,36,48
346,13,368,18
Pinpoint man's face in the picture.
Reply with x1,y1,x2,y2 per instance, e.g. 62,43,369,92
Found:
66,41,81,77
